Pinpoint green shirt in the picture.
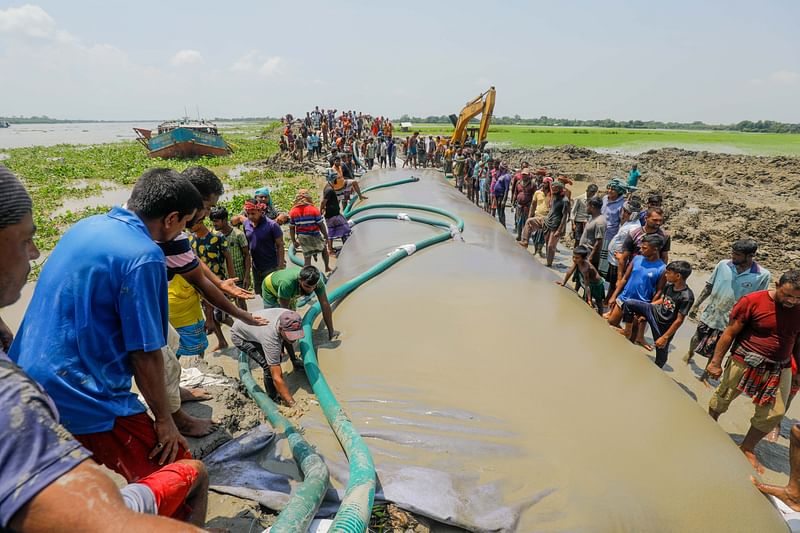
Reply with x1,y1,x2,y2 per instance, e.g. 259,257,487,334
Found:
224,227,248,280
262,267,326,309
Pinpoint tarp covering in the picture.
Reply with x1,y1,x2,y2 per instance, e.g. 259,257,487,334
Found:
207,169,787,532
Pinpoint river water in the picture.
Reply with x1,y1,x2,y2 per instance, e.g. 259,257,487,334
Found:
0,121,257,149
0,122,159,149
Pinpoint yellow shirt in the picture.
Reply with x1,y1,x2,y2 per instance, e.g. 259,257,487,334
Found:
168,274,203,329
534,190,550,217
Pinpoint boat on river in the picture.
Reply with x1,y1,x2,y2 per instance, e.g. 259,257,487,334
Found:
0,120,10,128
133,119,233,158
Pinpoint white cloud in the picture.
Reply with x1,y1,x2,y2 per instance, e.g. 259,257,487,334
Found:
230,50,258,72
231,50,283,76
170,49,204,66
259,56,282,75
0,4,74,42
768,69,800,84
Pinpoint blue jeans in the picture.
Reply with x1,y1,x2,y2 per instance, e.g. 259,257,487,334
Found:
622,299,673,368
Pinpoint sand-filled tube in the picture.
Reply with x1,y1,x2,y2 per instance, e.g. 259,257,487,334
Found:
304,168,788,531
298,196,464,531
238,353,329,532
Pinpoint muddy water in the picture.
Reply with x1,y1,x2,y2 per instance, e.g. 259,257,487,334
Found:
0,122,159,149
296,169,786,531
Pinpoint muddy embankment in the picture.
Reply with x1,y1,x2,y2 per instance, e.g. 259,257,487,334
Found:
492,146,800,274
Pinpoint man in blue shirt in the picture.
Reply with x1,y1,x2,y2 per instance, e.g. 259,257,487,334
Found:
0,165,210,530
11,168,203,483
606,234,667,331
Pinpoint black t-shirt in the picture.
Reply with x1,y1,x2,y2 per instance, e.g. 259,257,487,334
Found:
623,227,672,255
654,283,695,327
341,163,353,179
323,185,340,218
544,194,569,230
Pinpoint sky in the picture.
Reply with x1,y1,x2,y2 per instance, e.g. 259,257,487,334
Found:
1,1,799,123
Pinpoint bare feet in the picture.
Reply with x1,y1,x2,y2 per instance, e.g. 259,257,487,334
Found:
682,352,693,364
767,425,781,443
611,326,627,336
209,343,229,352
741,447,765,474
180,387,212,402
751,476,800,512
172,408,218,438
517,241,527,248
636,341,654,352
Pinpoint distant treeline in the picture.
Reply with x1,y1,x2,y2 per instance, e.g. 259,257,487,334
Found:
0,115,280,124
395,115,800,134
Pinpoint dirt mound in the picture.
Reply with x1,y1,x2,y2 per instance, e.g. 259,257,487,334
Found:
262,152,330,175
490,146,800,274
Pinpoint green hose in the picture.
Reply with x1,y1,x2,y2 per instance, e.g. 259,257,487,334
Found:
298,198,464,531
238,353,329,533
343,176,420,215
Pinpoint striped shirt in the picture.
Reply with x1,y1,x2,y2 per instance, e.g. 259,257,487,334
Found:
288,205,323,236
157,233,199,280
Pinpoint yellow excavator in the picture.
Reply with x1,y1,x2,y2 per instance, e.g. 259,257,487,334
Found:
449,86,496,148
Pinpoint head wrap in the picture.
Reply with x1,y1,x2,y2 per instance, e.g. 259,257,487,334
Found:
0,165,33,229
293,189,313,207
244,200,267,211
556,175,573,185
542,176,553,185
536,168,547,176
254,187,270,197
606,179,627,195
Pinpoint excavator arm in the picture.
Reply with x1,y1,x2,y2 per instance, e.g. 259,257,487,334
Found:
449,86,496,147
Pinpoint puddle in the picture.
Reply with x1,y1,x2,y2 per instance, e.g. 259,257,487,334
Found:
226,163,262,180
52,183,130,217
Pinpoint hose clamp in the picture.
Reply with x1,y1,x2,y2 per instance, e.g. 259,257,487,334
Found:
388,244,417,256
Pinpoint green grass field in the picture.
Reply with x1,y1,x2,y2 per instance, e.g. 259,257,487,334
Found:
401,124,800,156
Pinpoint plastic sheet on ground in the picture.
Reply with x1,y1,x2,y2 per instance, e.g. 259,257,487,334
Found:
205,424,519,531
180,366,230,388
207,169,787,532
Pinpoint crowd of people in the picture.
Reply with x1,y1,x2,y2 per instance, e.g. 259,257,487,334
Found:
1,105,799,530
436,144,800,484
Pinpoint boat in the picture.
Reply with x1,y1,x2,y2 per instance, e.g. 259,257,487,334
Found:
0,120,10,128
133,119,233,158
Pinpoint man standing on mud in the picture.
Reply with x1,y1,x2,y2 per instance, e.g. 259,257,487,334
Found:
578,196,606,268
618,206,671,277
706,269,800,474
244,197,286,297
572,183,598,246
685,240,771,380
518,181,571,267
11,169,201,482
598,180,627,281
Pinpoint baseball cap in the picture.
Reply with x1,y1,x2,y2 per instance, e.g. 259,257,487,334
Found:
279,311,305,341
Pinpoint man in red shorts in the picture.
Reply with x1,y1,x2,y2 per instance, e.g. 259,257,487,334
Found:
0,165,208,530
11,169,200,482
